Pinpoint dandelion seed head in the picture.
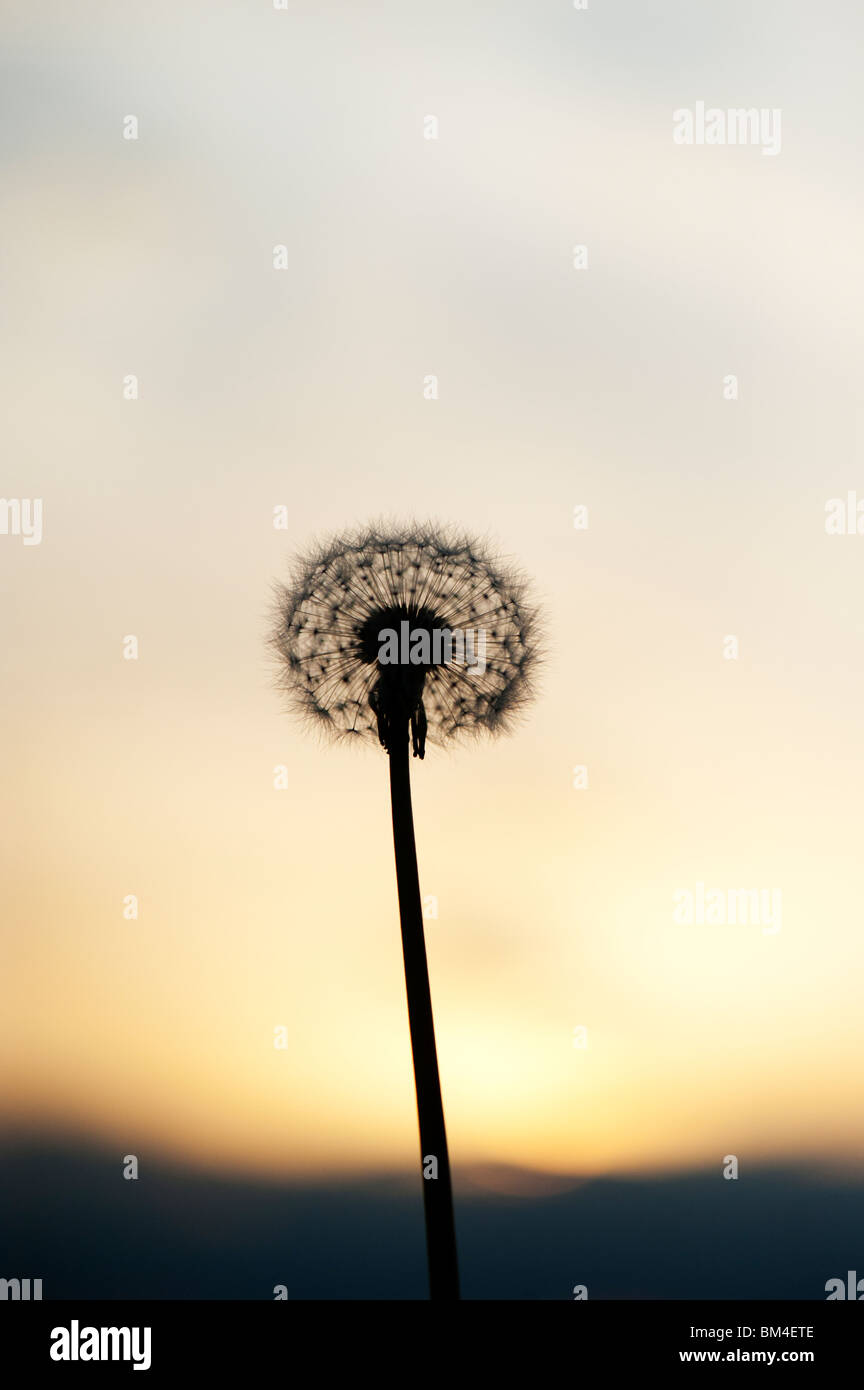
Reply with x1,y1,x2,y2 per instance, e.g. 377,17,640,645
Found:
270,521,542,753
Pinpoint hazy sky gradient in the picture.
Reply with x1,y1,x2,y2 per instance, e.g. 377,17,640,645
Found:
2,1,863,1183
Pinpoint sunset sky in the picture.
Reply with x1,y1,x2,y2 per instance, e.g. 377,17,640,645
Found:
2,0,863,1190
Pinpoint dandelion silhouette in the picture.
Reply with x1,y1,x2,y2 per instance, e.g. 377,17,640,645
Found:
270,522,541,1299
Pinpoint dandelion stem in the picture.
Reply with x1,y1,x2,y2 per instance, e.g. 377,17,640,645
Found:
388,728,460,1301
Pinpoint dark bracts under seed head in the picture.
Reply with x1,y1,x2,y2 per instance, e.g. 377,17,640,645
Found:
270,521,542,756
